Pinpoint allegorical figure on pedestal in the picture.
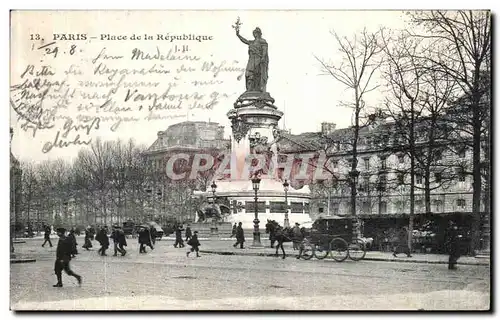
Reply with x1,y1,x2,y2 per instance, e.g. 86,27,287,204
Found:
234,18,269,93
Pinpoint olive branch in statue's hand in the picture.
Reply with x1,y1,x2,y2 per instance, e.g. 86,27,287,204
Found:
232,17,242,34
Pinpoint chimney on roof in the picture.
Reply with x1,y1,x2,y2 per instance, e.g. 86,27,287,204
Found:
321,122,336,135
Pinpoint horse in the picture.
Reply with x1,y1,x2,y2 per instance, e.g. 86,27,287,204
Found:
265,220,296,259
265,219,277,248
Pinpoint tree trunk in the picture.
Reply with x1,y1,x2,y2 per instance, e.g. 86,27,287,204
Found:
408,106,416,253
351,99,360,237
424,170,431,216
102,192,107,226
482,121,491,252
471,75,482,254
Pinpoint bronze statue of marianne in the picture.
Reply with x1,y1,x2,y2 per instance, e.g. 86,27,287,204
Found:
235,24,269,93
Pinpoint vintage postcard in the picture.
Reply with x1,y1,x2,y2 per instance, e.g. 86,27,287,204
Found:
9,10,491,310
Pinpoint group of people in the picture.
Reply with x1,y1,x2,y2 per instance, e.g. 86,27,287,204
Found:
173,224,193,248
47,223,202,288
43,225,79,258
230,221,303,250
231,222,245,248
171,224,200,257
391,222,464,270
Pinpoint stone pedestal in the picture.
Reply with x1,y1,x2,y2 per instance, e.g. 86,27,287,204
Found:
192,89,312,231
189,222,233,239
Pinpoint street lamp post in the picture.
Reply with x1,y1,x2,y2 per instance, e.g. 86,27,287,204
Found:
251,175,263,247
283,180,290,228
211,181,218,234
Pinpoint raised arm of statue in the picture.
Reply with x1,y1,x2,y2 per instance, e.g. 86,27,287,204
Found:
236,31,250,45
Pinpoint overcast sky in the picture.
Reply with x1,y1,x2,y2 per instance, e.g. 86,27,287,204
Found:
10,10,410,163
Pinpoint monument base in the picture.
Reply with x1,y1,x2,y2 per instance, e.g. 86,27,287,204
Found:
234,91,276,109
189,222,233,238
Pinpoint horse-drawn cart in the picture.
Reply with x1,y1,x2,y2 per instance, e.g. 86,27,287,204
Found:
301,216,367,262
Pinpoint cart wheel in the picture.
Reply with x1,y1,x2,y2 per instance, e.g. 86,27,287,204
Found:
348,238,367,261
330,238,349,262
313,242,330,260
301,242,314,260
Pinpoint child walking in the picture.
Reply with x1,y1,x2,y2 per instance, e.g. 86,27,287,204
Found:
186,231,201,258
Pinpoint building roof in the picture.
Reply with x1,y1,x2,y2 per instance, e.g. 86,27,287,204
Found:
145,121,229,154
277,131,324,152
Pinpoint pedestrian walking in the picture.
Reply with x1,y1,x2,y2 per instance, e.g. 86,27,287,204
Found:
185,224,192,242
230,223,237,238
174,225,185,248
393,226,412,258
445,221,462,270
186,231,201,257
292,223,302,250
96,226,110,256
138,226,154,253
82,226,93,250
42,225,53,248
112,225,127,256
53,227,82,288
150,227,157,246
233,222,245,249
67,228,78,258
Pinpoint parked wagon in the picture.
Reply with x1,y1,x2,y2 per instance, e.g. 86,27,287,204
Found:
300,215,367,262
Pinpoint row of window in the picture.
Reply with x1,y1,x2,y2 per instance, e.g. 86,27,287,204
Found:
332,137,469,158
242,201,309,214
322,198,469,215
330,148,468,171
355,169,466,192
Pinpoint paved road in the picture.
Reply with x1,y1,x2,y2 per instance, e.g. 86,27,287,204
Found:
10,237,490,310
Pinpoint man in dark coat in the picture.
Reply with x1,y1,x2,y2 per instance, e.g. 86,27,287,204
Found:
90,226,96,240
185,224,192,242
67,228,78,258
186,231,201,257
96,226,109,256
138,227,154,253
42,225,53,248
292,223,302,250
393,226,412,258
174,225,185,248
233,222,245,249
150,227,157,246
112,225,127,256
82,226,93,250
53,227,82,287
445,221,462,270
230,223,237,238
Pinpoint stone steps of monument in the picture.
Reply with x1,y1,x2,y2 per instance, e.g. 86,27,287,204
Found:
187,222,234,238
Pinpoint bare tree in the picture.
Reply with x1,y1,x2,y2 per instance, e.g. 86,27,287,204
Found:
416,65,459,215
74,138,114,225
20,161,39,230
123,139,148,222
315,28,386,235
410,10,491,252
381,30,426,251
